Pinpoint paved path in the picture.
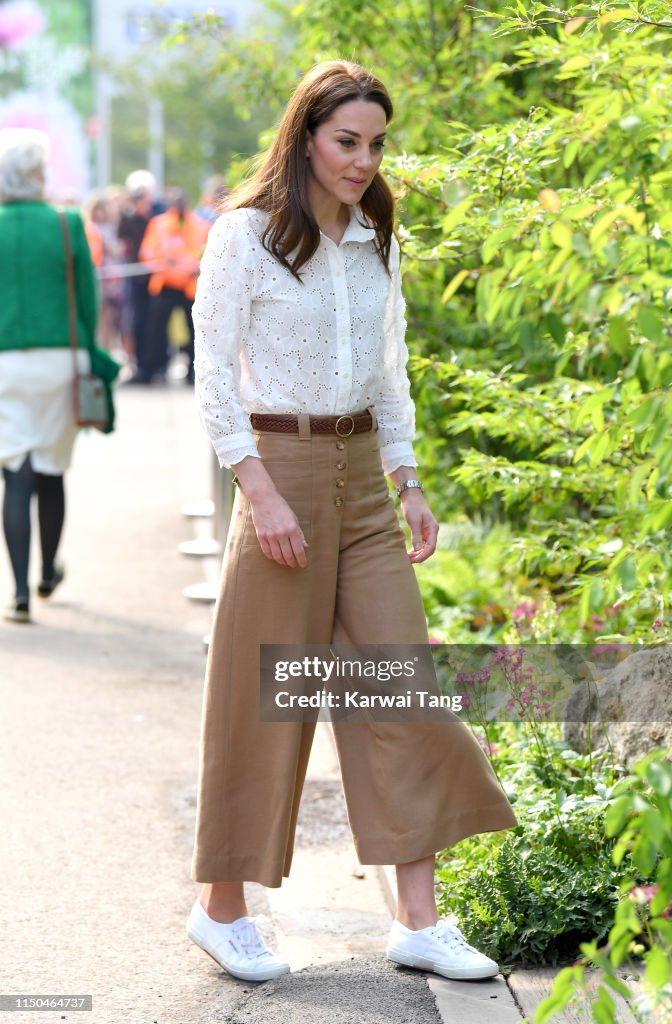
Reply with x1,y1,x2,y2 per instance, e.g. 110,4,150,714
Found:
1,385,457,1024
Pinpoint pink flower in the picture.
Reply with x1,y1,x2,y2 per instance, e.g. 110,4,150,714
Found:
475,734,500,756
512,600,539,622
0,1,45,50
652,619,664,632
629,884,659,904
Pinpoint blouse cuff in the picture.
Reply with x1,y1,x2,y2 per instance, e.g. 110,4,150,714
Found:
212,433,260,470
379,441,417,476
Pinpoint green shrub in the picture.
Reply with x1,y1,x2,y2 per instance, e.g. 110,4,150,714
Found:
436,732,643,967
536,750,672,1024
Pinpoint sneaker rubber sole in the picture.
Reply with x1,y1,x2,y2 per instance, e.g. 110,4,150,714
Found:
4,606,31,624
387,945,499,980
186,923,290,982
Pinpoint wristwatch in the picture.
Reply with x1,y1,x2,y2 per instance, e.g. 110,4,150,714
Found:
395,479,424,498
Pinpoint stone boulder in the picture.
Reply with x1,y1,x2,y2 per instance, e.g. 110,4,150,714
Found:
563,646,672,766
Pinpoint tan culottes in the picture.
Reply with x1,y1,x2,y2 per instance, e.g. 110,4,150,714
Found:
191,422,516,887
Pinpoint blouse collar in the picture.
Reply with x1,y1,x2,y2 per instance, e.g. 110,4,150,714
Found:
339,204,376,244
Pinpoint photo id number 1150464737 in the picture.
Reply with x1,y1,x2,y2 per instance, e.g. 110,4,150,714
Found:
0,994,93,1012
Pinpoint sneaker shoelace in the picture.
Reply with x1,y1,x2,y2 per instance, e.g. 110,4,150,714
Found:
429,921,478,954
230,915,274,960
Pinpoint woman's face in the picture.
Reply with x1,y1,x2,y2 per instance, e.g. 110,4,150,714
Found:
305,99,387,209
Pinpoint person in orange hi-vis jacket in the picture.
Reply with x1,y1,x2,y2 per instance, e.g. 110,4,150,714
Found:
138,186,210,384
84,218,104,268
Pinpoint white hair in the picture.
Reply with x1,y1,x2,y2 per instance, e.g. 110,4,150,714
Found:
0,128,50,202
125,169,156,198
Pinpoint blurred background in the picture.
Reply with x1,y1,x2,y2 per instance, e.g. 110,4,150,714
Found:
2,5,672,1018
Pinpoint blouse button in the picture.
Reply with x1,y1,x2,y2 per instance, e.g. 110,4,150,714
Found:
335,441,345,450
336,478,345,488
334,497,344,507
336,462,346,471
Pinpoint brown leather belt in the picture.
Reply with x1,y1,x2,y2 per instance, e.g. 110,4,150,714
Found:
250,410,373,437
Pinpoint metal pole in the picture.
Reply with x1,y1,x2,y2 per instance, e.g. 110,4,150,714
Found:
147,98,164,194
182,454,232,600
213,452,233,545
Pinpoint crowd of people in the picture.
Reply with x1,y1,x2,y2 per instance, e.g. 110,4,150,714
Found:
79,170,227,384
0,139,225,623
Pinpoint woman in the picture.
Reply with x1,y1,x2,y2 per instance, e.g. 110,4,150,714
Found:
83,190,125,353
188,61,517,983
0,129,97,623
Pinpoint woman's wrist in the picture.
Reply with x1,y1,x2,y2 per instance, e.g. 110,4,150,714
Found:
231,455,277,501
388,466,423,499
397,479,424,499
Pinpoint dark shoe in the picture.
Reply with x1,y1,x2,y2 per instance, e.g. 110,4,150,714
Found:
4,600,31,624
37,565,65,599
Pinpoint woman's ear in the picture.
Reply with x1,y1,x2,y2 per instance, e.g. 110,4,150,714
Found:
305,131,314,160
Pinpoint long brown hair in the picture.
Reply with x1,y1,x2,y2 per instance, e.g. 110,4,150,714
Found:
225,61,395,279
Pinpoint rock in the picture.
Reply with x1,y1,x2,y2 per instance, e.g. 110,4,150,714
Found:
563,646,672,766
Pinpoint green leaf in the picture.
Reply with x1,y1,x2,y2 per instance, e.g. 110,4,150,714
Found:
589,432,613,467
442,197,474,236
590,210,622,243
605,796,632,838
580,578,604,623
560,55,591,73
602,972,632,1000
645,945,670,987
534,968,578,1024
563,139,581,169
646,761,672,796
544,313,566,346
441,269,471,304
637,306,663,343
628,462,652,507
551,220,573,250
608,317,630,356
591,987,615,1024
573,430,614,466
535,993,569,1024
600,8,637,26
632,833,658,874
482,226,517,264
617,558,637,592
575,393,606,430
651,888,671,916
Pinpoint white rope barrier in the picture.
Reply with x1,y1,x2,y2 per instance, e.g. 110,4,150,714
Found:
95,261,172,279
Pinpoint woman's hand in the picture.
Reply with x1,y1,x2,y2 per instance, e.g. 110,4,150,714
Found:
400,491,439,563
388,467,439,563
232,456,308,568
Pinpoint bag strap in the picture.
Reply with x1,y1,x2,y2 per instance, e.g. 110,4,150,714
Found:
57,210,81,380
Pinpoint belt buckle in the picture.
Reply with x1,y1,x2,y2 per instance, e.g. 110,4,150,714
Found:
335,414,355,437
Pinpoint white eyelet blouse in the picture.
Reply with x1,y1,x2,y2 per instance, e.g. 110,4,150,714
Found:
192,204,417,473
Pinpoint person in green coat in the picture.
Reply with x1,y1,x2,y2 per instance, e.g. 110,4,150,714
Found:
0,129,98,623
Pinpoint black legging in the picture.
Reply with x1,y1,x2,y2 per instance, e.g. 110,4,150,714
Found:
2,456,65,601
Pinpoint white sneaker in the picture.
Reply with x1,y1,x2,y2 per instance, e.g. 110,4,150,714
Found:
186,900,290,982
386,918,499,980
